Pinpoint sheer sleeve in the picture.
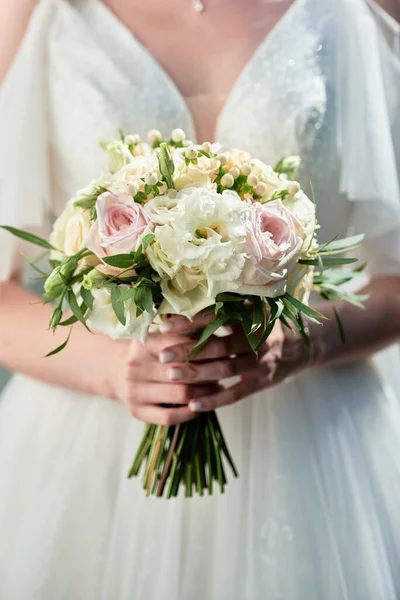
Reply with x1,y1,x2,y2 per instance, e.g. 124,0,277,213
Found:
0,0,55,281
336,0,400,275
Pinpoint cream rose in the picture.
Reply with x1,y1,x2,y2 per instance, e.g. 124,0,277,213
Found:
50,200,93,261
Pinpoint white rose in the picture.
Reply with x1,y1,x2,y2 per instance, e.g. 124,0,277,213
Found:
89,287,155,343
159,268,215,319
283,190,318,250
50,200,94,261
116,155,159,183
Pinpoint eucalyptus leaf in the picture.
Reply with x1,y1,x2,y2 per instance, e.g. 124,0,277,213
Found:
67,289,91,331
187,314,230,361
0,225,56,250
299,257,358,267
45,330,72,357
110,285,126,326
103,254,136,268
284,293,327,323
80,287,94,311
159,143,175,189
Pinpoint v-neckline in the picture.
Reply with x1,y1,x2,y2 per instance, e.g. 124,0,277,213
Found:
89,0,300,142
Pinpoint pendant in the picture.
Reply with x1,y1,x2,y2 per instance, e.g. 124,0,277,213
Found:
193,0,205,13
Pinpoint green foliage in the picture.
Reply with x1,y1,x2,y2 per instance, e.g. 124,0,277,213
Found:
73,186,107,209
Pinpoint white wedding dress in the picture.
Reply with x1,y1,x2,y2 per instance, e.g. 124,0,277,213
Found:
1,0,400,598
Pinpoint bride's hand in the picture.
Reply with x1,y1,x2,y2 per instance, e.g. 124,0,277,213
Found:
112,331,220,425
156,314,313,416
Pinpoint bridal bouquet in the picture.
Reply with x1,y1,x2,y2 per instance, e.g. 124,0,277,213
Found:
1,128,365,498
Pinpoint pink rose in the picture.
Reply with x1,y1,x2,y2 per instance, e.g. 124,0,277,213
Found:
240,200,305,297
86,192,150,258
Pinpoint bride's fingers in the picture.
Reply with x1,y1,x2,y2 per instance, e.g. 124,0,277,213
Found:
159,312,215,335
187,374,262,412
132,404,198,426
126,382,219,405
158,332,252,364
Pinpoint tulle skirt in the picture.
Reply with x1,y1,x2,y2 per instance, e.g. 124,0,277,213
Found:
1,347,400,600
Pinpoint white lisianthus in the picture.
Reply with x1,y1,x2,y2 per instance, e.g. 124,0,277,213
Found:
146,187,249,300
283,190,317,250
143,195,178,225
89,287,155,343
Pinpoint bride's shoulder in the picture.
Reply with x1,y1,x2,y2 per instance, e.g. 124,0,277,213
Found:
0,0,40,81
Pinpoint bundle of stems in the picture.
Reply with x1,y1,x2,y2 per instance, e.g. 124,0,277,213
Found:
128,411,238,498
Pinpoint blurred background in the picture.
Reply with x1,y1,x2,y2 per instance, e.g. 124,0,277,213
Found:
0,369,10,391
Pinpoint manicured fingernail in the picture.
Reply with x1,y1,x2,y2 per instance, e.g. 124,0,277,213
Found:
189,401,203,412
159,350,176,364
168,368,184,381
160,322,173,333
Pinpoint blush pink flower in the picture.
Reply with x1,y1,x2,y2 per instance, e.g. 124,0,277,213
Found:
239,200,305,297
86,192,150,258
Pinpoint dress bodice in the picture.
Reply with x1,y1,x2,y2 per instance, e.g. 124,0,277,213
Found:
0,0,400,280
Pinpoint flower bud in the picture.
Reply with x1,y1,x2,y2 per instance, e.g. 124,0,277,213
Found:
83,269,106,291
145,172,159,186
217,153,228,166
220,173,235,188
128,183,139,197
49,307,63,330
229,167,240,179
247,173,259,187
124,134,141,146
147,129,162,144
241,164,252,176
44,270,64,300
255,182,268,196
201,142,211,152
171,128,186,143
185,146,198,160
287,181,301,196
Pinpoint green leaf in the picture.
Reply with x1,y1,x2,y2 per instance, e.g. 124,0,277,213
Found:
187,314,230,361
134,285,153,314
333,307,346,344
110,285,126,325
254,299,285,352
159,143,175,189
80,287,94,311
45,330,72,357
318,234,364,253
59,315,79,327
284,293,326,323
73,186,107,209
299,257,358,267
141,234,155,249
21,254,49,277
118,287,137,303
103,254,135,268
0,225,56,250
215,293,245,303
67,289,91,331
250,296,265,334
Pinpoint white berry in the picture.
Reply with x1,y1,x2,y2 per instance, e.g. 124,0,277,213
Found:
217,153,228,166
124,134,141,146
171,128,186,143
287,181,301,196
145,172,159,186
247,173,259,187
229,167,240,179
186,146,198,160
220,173,235,188
128,183,139,197
201,142,212,153
255,182,268,196
147,129,162,144
158,181,168,195
241,164,252,176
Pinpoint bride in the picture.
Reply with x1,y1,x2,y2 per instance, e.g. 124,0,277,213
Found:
0,0,400,598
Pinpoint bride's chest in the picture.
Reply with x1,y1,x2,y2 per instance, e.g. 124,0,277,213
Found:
46,0,347,241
